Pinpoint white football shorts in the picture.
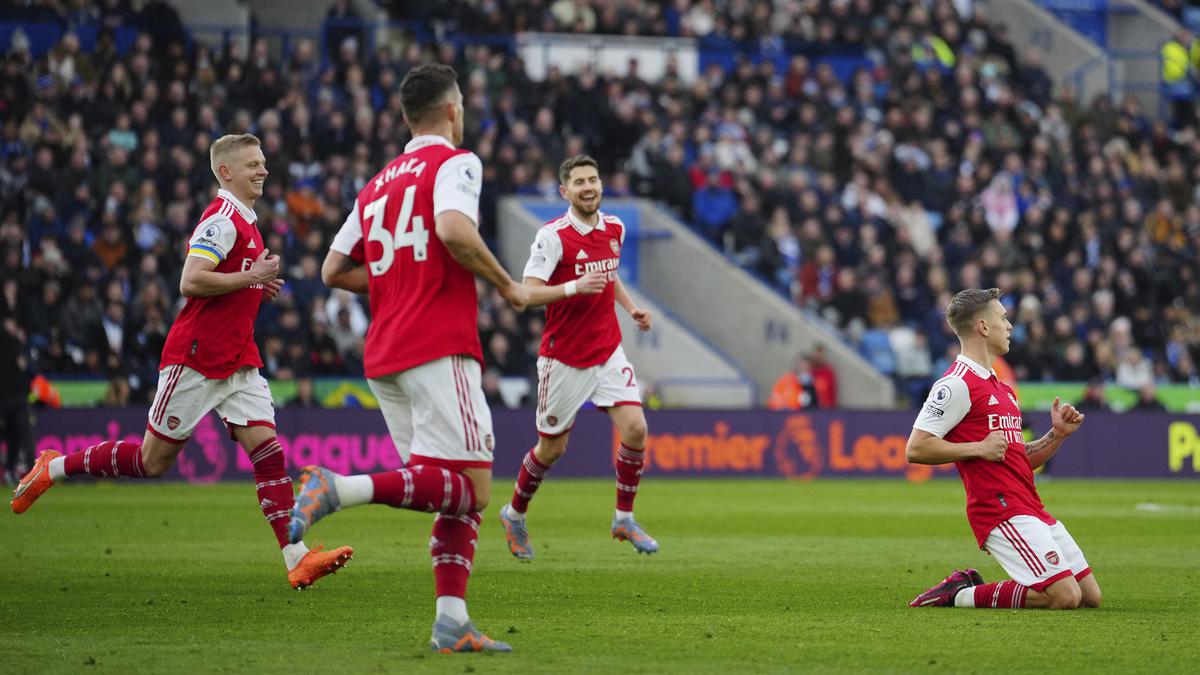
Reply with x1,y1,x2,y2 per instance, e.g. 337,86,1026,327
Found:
147,365,275,442
535,345,642,437
984,515,1091,590
368,354,495,469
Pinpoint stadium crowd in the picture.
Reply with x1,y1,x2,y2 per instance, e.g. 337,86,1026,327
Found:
0,0,1198,411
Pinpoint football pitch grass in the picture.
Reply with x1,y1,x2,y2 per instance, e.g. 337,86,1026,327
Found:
1,478,1196,674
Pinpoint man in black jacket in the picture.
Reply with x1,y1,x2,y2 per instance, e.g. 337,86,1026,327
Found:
0,317,32,485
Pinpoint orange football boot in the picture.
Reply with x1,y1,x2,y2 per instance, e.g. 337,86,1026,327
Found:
11,450,61,514
287,544,354,590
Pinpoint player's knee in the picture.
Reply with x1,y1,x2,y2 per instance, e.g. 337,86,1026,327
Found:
538,438,568,463
471,481,491,511
1048,585,1082,610
142,455,171,478
621,419,648,448
463,471,491,512
1081,587,1102,608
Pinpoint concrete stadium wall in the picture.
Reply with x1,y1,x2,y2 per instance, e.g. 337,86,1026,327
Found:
983,0,1113,105
1108,0,1185,117
635,204,895,409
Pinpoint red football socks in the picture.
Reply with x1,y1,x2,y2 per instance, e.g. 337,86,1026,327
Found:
431,512,481,599
63,440,147,478
510,449,550,513
369,465,476,515
248,438,293,548
973,580,1029,608
615,443,645,512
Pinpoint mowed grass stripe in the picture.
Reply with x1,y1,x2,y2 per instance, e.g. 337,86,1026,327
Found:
0,479,1195,673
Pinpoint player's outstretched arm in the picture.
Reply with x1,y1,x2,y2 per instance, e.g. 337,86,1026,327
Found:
613,274,651,331
321,249,368,294
906,429,1006,465
436,210,529,310
1026,396,1084,469
520,272,607,308
180,248,277,297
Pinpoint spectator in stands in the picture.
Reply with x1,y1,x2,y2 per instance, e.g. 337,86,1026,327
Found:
1,0,1199,415
286,376,321,408
481,367,506,408
767,351,821,410
102,374,132,406
809,344,839,408
1160,28,1199,128
0,316,32,484
1075,377,1111,412
692,169,737,244
1133,382,1167,412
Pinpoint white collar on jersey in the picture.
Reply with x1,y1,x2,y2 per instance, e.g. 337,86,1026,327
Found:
564,207,606,235
955,354,995,379
404,134,456,153
217,189,258,223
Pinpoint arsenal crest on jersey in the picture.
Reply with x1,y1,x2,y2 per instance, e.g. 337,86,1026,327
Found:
609,239,619,255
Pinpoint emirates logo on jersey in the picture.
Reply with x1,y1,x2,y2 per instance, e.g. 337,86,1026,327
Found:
609,239,620,255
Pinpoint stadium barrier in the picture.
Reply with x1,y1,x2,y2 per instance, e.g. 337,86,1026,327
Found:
26,409,1200,483
46,378,1200,411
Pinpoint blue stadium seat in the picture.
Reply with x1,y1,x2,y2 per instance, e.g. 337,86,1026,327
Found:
859,329,897,376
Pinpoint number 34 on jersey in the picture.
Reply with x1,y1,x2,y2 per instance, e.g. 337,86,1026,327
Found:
365,184,429,275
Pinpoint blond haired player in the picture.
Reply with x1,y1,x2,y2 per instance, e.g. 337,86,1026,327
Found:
12,134,353,590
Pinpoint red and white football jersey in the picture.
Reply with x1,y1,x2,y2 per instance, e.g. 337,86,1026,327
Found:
330,135,484,378
913,354,1055,547
160,189,265,379
523,208,625,368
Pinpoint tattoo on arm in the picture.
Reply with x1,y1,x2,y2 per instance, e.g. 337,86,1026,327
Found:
1025,429,1060,456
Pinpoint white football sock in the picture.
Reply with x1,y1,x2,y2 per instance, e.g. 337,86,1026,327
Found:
504,504,525,521
334,474,374,508
954,586,975,608
48,456,66,482
282,542,310,570
615,509,633,521
436,596,469,625
47,454,68,480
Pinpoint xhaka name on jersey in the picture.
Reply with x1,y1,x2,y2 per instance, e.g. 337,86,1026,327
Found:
373,157,427,190
574,257,619,279
987,412,1024,445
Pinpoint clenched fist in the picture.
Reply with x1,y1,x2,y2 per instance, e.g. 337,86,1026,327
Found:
976,431,1008,462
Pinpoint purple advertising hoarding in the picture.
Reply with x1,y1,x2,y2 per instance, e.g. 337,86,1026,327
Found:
24,408,1200,482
